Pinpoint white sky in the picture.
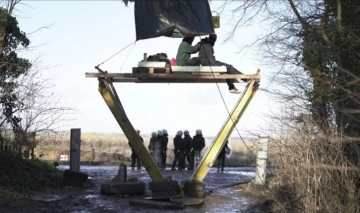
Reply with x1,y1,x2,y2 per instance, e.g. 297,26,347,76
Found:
16,1,280,138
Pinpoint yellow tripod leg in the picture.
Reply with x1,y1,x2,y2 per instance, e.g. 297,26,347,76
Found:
191,71,260,181
98,78,164,181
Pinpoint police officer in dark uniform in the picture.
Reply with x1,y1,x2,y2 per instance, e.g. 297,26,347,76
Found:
217,140,229,173
128,129,144,170
183,130,193,170
153,130,164,168
161,129,168,170
190,129,205,170
148,131,157,159
171,130,184,171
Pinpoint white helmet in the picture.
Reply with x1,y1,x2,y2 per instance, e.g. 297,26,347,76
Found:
157,130,163,136
162,129,167,135
151,132,157,137
184,130,189,135
196,129,202,135
176,130,183,136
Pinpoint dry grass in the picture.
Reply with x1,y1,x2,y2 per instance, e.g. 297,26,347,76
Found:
34,132,259,167
267,131,360,213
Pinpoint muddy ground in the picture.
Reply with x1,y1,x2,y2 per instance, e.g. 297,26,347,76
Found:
0,165,270,213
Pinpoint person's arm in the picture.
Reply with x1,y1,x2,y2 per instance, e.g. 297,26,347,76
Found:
174,140,179,151
200,137,205,150
183,42,201,54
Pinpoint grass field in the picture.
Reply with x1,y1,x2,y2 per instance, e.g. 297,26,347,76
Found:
35,132,259,167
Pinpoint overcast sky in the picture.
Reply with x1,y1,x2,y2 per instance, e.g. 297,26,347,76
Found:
16,1,279,138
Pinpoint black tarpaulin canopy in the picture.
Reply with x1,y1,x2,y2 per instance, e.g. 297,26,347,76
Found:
134,0,215,41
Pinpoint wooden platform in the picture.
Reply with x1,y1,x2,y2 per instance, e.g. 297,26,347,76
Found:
133,67,171,74
86,68,260,83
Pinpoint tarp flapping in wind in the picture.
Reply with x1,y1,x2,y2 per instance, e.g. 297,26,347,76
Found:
134,0,214,41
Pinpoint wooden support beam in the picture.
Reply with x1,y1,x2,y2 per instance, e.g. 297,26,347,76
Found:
85,72,260,84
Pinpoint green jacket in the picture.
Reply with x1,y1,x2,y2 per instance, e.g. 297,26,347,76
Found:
176,41,201,66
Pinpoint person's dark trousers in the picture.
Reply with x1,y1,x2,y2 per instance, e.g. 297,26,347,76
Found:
217,153,226,173
185,152,192,170
161,151,167,170
171,151,180,170
184,57,201,66
189,151,195,170
179,151,185,170
226,79,235,90
215,61,247,88
136,157,141,170
131,152,137,169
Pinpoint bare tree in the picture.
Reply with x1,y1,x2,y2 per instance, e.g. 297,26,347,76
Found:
215,0,360,211
0,0,73,156
13,60,73,157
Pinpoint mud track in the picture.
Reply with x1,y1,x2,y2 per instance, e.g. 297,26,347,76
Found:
0,166,269,213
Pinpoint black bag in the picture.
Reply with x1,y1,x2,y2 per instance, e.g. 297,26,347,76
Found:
147,53,171,67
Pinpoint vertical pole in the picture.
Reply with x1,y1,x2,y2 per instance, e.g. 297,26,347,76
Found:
70,128,81,172
31,132,36,159
117,163,127,182
253,136,269,185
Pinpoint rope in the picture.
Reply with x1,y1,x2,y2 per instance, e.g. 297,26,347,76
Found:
96,40,136,67
119,42,135,71
197,31,259,158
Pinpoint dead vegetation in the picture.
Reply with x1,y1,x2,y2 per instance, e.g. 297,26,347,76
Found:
264,119,360,212
34,132,258,167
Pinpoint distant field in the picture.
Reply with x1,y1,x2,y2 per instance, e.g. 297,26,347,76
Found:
35,132,259,167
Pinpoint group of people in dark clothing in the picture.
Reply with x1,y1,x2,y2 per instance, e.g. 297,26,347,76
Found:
171,129,206,171
128,129,229,173
128,129,168,171
148,129,168,170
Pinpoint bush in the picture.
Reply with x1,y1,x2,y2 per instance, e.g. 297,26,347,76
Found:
0,151,61,192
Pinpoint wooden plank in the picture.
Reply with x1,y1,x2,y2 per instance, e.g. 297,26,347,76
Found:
86,72,257,79
132,67,169,74
111,78,237,83
85,72,260,83
191,72,220,76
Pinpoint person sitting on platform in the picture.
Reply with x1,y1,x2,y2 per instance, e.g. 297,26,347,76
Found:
176,36,201,66
198,33,246,94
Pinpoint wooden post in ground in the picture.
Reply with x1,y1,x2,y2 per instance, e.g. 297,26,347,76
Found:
30,132,36,159
70,128,81,172
253,136,269,185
